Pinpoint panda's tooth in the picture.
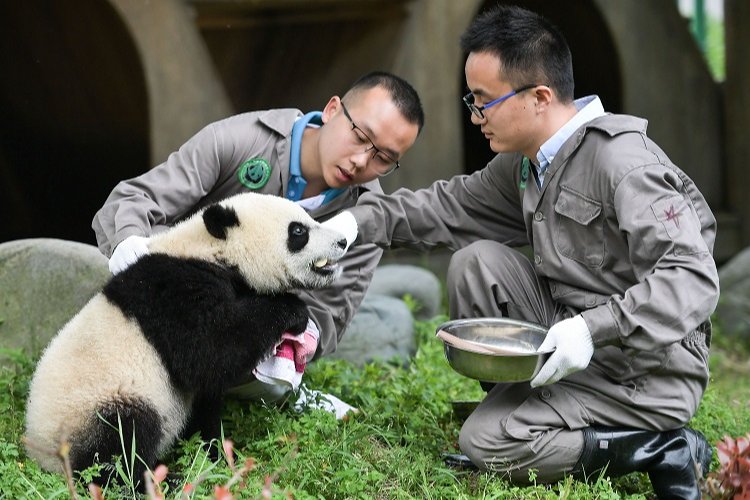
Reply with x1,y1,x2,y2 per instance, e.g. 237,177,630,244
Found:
314,258,328,268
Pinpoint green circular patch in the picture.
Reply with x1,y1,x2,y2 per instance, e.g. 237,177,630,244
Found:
238,158,271,190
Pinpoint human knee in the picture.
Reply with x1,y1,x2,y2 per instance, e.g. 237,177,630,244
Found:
458,416,527,472
447,241,513,289
458,420,490,470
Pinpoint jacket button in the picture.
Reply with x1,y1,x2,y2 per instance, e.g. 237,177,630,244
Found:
541,389,551,399
534,255,542,265
534,211,543,221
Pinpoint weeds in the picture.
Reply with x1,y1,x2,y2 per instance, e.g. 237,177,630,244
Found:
2,318,750,498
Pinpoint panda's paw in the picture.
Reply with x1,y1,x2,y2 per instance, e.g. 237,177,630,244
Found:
273,295,309,335
286,307,309,335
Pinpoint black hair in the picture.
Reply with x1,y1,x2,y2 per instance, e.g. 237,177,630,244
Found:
460,4,575,102
345,71,425,133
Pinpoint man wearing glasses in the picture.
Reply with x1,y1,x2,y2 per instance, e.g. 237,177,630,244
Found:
326,5,717,498
92,71,423,405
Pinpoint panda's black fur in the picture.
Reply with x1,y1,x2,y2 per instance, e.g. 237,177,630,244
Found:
24,193,347,489
77,253,308,477
103,253,308,398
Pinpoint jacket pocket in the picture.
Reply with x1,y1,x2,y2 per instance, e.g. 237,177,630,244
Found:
554,186,604,267
591,344,670,382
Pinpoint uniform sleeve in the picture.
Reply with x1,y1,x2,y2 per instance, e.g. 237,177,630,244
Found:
349,154,528,252
298,242,383,358
581,165,720,349
92,122,226,256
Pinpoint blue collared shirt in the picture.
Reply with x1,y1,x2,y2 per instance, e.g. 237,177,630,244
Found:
287,111,345,208
536,95,606,188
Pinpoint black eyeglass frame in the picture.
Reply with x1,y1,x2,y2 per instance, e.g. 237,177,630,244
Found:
462,84,541,119
340,101,400,176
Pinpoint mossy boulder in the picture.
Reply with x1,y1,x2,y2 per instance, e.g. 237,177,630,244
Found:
0,238,109,363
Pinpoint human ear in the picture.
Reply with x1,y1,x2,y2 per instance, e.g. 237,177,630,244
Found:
321,96,341,124
534,85,554,112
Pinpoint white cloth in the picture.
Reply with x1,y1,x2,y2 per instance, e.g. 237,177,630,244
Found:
293,384,359,420
253,319,319,391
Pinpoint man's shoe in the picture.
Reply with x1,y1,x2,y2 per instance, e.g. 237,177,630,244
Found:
442,452,479,470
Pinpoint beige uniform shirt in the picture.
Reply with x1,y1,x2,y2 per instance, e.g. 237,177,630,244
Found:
92,109,383,357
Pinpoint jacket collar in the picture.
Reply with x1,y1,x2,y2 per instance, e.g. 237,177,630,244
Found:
257,108,304,136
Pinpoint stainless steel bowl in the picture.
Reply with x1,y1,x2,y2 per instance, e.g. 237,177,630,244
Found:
436,317,552,383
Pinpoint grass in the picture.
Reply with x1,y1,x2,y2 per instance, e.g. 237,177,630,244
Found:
1,315,749,499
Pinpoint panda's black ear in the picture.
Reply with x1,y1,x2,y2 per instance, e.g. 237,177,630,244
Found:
203,203,240,240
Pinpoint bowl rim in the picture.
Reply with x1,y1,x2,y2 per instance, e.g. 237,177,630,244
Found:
436,317,553,356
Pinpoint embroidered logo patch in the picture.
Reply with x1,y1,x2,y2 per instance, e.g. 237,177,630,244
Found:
664,204,681,228
238,158,271,190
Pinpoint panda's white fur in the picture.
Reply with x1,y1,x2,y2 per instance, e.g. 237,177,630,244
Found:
148,193,345,293
25,294,192,473
25,192,347,484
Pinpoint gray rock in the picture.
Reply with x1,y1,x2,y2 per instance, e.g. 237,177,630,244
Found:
330,294,415,366
0,239,110,361
715,246,750,342
367,264,442,320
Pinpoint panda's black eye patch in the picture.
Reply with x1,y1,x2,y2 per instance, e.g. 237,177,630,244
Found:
288,222,309,253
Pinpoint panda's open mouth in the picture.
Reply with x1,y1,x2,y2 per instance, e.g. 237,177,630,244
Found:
311,257,340,275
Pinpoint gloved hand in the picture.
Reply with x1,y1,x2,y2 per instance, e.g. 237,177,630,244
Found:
109,235,150,275
530,314,594,388
321,211,358,251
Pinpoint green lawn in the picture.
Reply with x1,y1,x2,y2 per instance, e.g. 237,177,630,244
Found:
1,316,748,498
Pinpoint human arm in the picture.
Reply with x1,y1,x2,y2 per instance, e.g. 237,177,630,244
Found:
92,121,229,256
92,108,303,258
581,162,719,350
347,154,529,252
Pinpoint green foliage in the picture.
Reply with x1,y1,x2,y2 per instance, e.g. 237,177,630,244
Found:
705,17,725,81
2,316,749,498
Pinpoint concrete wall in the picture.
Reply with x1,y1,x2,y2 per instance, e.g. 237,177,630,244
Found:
725,0,750,251
1,0,746,260
109,0,233,164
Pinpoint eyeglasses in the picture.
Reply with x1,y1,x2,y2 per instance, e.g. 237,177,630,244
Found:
340,101,400,176
462,84,540,120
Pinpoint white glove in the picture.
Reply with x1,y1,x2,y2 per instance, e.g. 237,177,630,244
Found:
321,211,358,251
530,315,594,388
108,235,150,275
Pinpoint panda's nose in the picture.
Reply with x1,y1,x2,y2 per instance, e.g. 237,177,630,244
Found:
336,238,347,250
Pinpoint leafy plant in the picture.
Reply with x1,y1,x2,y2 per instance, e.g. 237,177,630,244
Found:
702,433,750,499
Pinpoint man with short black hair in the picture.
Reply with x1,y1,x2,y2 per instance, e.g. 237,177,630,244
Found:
93,71,424,406
325,6,718,497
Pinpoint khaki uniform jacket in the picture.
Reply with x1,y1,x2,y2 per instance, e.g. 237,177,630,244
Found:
350,114,720,421
92,109,384,358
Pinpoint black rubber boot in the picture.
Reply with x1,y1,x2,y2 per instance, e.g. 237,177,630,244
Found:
572,426,712,500
442,452,479,470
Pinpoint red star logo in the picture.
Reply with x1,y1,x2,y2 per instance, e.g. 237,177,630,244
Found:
664,204,681,228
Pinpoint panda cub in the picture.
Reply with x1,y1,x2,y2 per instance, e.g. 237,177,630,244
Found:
25,192,348,486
